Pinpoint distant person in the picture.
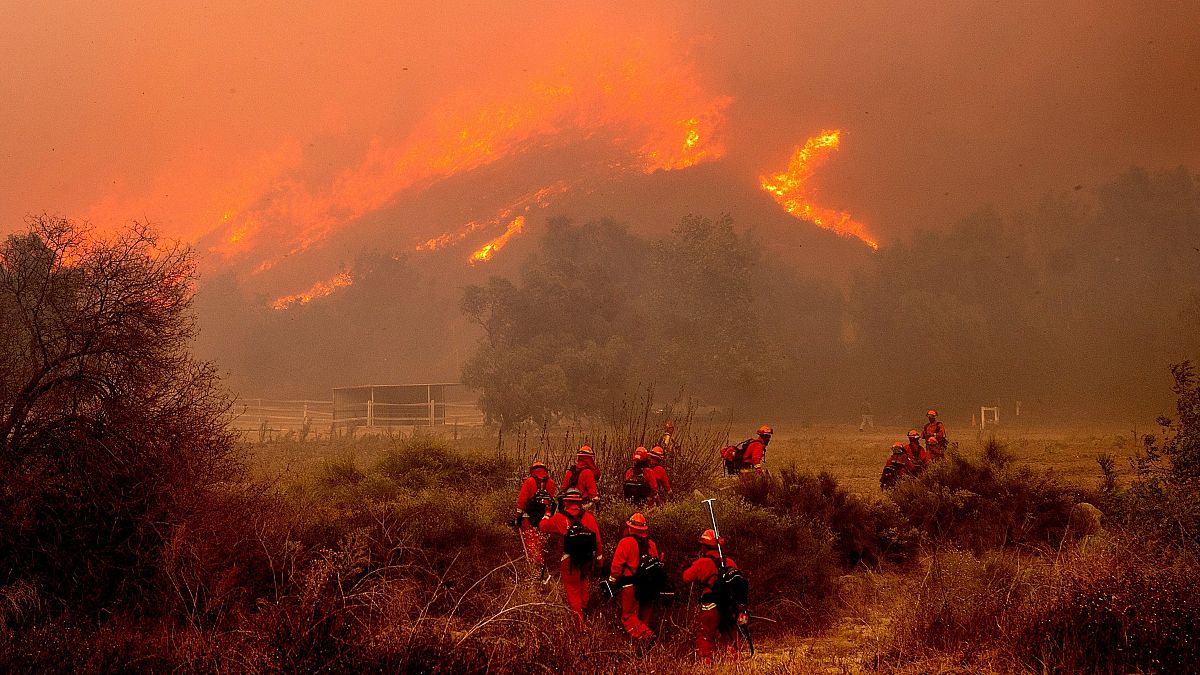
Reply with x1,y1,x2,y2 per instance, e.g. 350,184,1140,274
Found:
648,446,673,502
623,447,660,507
922,410,947,460
608,512,664,648
659,421,676,452
906,429,931,470
539,488,602,631
562,445,600,510
514,460,556,576
880,443,914,490
682,529,748,665
859,400,875,432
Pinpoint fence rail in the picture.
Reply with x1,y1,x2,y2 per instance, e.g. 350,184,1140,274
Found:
225,398,484,436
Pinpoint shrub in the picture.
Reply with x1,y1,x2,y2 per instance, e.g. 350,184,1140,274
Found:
734,465,920,567
888,441,1079,552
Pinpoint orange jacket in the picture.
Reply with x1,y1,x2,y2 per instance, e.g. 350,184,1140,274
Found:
884,453,914,475
610,533,659,581
562,462,598,500
922,421,947,443
743,438,766,467
516,470,556,513
906,440,931,464
649,464,672,496
682,554,738,596
624,465,659,498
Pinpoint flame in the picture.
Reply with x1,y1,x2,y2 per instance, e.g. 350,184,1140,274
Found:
760,130,878,250
197,44,728,272
469,216,525,264
417,182,568,252
271,271,353,310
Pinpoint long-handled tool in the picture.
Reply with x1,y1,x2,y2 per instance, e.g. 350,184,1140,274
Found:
699,497,755,656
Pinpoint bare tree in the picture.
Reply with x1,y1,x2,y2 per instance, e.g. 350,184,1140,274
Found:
0,215,239,612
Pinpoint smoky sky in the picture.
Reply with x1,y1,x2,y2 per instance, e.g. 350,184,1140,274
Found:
2,0,1197,252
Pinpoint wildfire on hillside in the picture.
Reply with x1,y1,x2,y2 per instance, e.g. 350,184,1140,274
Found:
272,271,353,310
470,216,525,264
416,182,569,252
761,130,878,250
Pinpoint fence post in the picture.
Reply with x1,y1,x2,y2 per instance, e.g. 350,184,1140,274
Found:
429,399,435,427
367,400,374,429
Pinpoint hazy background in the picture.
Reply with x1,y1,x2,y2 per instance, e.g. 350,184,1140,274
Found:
2,1,1198,423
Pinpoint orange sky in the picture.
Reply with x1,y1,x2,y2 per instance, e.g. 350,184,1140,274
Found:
2,1,1197,257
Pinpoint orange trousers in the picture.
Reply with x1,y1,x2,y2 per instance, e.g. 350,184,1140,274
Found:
696,607,740,664
560,557,591,631
619,585,654,640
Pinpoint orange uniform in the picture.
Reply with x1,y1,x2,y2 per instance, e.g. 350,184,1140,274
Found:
623,465,659,507
609,532,660,640
562,460,599,502
742,438,766,469
540,506,602,631
683,553,742,664
905,439,931,466
649,463,672,501
515,470,556,568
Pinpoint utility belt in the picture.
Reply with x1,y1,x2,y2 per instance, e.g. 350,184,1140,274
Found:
699,591,717,606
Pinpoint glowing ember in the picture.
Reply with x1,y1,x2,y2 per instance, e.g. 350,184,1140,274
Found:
469,216,525,264
271,271,353,310
760,130,878,250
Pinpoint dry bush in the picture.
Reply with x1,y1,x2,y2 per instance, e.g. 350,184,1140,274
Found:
888,439,1080,552
734,465,921,567
1014,541,1200,674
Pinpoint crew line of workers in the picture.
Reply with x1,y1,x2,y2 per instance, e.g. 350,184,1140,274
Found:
881,409,950,489
513,422,766,664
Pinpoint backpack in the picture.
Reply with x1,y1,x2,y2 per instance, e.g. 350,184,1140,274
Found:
525,477,555,522
562,514,597,569
719,438,756,474
630,536,667,603
623,466,653,503
564,465,590,491
880,465,899,490
713,564,749,626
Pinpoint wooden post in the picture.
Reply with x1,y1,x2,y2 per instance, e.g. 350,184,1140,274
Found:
367,399,374,429
429,399,436,427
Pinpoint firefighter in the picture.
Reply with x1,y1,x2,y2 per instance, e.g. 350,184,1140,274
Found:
647,446,673,503
539,488,602,631
741,425,772,476
608,512,662,646
659,421,675,452
906,429,931,470
922,410,947,460
514,460,556,575
623,447,660,507
880,443,914,490
682,529,745,665
562,445,600,509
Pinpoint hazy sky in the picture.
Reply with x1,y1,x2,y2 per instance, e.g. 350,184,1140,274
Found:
2,1,1197,257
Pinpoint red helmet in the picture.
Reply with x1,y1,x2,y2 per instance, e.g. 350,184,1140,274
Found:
664,421,675,432
626,512,649,531
698,529,725,548
632,447,649,461
757,424,773,436
529,460,548,473
907,429,920,439
891,443,906,454
927,410,938,417
560,488,584,503
577,445,594,457
649,446,665,460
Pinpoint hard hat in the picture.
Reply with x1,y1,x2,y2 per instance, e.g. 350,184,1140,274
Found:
892,443,906,454
698,529,725,548
626,512,649,531
649,446,665,459
632,447,648,461
907,429,920,439
561,488,585,503
530,460,548,472
577,445,594,457
927,410,938,417
757,424,773,436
